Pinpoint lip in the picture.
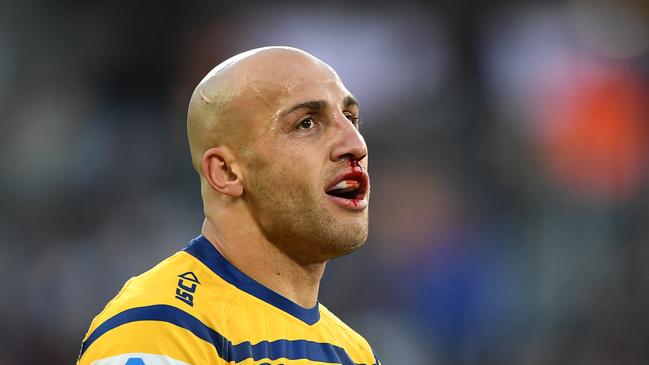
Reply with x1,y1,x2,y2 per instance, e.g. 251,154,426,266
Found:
325,169,370,210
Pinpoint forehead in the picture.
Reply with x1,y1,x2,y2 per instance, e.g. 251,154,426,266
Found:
276,75,352,109
255,66,349,106
228,54,351,109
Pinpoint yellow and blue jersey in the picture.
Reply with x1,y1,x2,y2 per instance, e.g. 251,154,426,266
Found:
77,235,380,365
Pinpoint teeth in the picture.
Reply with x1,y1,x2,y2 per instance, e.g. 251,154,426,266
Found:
327,180,360,193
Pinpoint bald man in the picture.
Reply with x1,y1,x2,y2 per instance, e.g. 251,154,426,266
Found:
77,47,380,365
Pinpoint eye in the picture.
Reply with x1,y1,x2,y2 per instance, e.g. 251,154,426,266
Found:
344,112,360,128
297,116,315,130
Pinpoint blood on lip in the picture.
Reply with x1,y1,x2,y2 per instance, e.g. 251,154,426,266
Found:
339,171,367,192
329,192,364,208
326,160,368,208
331,173,367,206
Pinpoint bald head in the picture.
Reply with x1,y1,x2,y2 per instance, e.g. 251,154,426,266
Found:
188,46,368,264
187,46,340,174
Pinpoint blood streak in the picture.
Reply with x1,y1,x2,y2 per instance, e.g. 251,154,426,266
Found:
348,160,366,207
349,159,363,171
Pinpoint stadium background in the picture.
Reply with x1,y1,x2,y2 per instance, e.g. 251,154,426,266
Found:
1,0,649,364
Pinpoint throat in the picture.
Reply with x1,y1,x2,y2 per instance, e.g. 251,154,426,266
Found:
267,260,325,308
234,238,326,308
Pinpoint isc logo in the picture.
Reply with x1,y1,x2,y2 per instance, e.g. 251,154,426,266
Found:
174,272,200,307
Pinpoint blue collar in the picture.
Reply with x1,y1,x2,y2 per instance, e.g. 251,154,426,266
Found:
183,235,321,325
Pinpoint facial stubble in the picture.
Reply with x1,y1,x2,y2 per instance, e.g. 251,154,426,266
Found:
243,158,369,265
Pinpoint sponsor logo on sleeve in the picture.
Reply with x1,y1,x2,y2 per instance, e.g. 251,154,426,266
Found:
174,272,200,307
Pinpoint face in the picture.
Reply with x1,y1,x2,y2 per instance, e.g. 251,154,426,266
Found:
237,60,370,264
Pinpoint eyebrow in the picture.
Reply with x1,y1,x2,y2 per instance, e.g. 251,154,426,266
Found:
342,95,359,109
279,95,359,118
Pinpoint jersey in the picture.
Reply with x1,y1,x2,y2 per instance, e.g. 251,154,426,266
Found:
77,235,381,365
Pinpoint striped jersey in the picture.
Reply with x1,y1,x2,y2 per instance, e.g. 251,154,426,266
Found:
77,235,380,365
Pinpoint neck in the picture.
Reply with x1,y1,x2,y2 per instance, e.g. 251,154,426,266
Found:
201,217,325,308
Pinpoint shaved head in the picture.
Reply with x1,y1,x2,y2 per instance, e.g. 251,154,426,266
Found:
187,46,339,175
187,46,368,265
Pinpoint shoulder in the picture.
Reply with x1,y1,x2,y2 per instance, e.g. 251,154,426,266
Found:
77,250,230,365
90,250,203,319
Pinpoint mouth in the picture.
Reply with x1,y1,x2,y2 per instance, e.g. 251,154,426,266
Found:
325,170,369,209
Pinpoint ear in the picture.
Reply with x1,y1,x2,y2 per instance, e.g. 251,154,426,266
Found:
201,146,244,197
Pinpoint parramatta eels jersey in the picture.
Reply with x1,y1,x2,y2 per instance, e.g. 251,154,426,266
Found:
78,235,381,365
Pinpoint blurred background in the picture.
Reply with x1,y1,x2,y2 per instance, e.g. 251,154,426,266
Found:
1,0,648,364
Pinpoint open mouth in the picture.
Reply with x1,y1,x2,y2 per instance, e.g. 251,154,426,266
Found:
325,171,369,201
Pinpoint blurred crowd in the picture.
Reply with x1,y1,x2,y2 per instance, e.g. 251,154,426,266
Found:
1,0,648,364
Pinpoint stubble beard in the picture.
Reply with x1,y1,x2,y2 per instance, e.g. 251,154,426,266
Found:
244,167,369,266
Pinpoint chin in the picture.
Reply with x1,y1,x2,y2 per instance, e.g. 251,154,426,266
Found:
325,226,369,259
332,239,367,258
290,223,368,264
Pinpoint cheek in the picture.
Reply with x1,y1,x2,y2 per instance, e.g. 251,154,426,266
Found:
248,138,326,193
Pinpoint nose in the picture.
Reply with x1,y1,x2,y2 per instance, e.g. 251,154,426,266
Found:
329,114,368,163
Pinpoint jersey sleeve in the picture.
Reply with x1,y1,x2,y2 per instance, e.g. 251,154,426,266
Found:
77,305,226,365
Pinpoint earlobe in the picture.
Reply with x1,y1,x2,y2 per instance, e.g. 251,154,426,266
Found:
202,147,244,197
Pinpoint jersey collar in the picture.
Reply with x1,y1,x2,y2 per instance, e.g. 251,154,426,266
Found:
184,235,321,325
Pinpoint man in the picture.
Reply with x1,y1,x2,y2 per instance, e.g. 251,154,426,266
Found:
77,47,380,365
